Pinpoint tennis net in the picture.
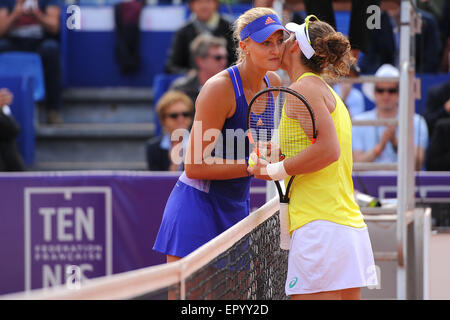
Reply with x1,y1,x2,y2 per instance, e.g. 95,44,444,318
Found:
3,197,288,300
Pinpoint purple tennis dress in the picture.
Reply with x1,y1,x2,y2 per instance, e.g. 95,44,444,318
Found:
153,66,271,257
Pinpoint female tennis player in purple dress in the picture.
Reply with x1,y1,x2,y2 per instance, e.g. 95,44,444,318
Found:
153,7,288,263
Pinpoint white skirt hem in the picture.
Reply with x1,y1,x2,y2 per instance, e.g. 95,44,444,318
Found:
285,219,378,296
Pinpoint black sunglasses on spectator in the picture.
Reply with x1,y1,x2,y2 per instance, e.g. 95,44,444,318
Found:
166,112,192,119
375,87,398,94
208,54,227,61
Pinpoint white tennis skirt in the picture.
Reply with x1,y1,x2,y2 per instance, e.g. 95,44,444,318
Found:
285,220,378,296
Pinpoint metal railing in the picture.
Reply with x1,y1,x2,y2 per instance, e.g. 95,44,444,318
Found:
332,0,421,300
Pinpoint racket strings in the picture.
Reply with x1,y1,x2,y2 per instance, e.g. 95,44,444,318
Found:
249,90,314,163
279,93,314,160
249,91,279,162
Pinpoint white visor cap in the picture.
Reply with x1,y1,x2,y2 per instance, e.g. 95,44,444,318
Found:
285,22,315,59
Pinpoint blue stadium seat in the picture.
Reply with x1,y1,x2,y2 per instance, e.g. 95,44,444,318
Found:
334,10,350,36
152,73,183,136
0,52,45,102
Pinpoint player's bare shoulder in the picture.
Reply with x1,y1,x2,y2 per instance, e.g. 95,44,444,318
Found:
292,74,335,113
201,70,234,97
291,75,322,99
196,69,235,111
294,74,323,92
266,71,282,87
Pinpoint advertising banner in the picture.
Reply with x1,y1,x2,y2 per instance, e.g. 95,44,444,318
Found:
0,172,266,295
1,171,449,295
24,187,112,291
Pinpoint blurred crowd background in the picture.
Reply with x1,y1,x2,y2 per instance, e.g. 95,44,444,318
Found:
0,0,449,172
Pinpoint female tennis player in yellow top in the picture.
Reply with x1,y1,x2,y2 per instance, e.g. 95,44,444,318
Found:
248,16,378,300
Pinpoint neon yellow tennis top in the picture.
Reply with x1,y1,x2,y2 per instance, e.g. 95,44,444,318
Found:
280,72,366,233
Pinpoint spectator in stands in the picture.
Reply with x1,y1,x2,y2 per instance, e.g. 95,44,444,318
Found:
424,80,450,137
352,64,429,170
417,0,449,71
333,65,366,118
438,0,450,72
169,34,228,105
0,0,63,124
253,0,273,7
426,118,450,171
164,0,236,75
0,88,25,171
284,1,306,25
417,0,446,22
146,90,193,171
360,0,441,74
114,0,144,75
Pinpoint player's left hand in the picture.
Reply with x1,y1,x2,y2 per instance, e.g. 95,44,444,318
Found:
256,141,282,164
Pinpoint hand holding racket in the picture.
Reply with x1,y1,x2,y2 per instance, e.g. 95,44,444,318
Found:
246,87,316,250
248,141,282,170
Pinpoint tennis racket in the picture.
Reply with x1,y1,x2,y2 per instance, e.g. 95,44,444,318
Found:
247,86,316,250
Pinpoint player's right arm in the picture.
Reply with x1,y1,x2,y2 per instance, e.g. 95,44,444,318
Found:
184,72,249,180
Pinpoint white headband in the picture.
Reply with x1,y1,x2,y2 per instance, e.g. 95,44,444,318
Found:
285,22,315,59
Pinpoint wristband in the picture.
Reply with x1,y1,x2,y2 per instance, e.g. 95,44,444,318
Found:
266,160,288,181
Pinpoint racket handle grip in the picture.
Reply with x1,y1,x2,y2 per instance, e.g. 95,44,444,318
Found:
279,202,290,250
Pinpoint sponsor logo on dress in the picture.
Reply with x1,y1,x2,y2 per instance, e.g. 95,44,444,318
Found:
289,277,298,288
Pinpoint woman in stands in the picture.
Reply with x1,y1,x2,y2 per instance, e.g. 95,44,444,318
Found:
153,7,287,262
146,90,193,171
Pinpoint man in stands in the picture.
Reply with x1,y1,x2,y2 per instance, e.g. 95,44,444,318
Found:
164,0,235,75
169,33,228,105
352,64,429,171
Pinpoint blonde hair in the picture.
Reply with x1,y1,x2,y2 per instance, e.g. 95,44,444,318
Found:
156,90,193,123
233,7,279,64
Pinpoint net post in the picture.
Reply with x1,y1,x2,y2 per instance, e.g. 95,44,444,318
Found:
396,0,417,300
180,264,186,300
266,181,277,203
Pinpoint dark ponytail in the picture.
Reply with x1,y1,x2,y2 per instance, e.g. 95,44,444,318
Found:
301,20,355,79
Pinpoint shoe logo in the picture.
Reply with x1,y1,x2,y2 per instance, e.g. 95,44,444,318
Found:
289,277,298,288
265,17,276,25
256,118,264,126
